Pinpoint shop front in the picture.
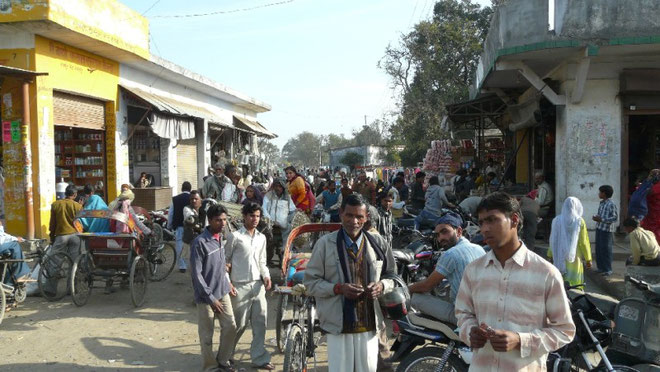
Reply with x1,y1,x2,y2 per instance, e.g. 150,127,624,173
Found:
53,91,108,198
0,35,120,238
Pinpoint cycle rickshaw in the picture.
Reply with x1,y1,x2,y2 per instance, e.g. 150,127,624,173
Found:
275,222,341,372
69,209,152,307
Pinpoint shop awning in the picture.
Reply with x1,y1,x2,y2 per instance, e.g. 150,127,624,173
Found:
0,65,48,78
120,85,233,139
233,116,277,139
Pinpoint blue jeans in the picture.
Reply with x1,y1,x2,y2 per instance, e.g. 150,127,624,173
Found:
595,229,613,273
0,241,29,284
175,226,187,270
414,210,439,230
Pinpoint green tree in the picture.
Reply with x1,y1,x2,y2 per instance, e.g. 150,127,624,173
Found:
325,133,354,149
340,151,364,172
257,138,281,164
282,131,324,167
380,0,492,165
352,119,389,146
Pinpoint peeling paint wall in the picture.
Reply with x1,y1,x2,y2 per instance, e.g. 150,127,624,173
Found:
0,31,36,236
556,79,621,230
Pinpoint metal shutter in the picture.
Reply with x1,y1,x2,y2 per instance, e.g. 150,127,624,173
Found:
176,138,198,190
53,91,106,130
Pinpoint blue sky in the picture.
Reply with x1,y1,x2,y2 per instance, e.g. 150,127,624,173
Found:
121,0,491,149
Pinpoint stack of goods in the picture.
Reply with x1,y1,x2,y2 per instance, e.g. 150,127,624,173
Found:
422,139,455,174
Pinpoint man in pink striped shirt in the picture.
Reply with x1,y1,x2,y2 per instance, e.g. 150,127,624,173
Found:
455,192,575,371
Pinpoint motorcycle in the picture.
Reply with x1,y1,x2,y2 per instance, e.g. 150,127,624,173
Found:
547,283,638,372
149,209,174,241
389,310,471,371
391,283,638,372
391,230,441,284
607,276,660,370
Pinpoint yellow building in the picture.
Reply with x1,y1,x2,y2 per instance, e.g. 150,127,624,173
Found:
0,0,272,238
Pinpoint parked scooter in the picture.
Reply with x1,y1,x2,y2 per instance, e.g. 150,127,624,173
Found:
547,283,638,372
606,276,660,370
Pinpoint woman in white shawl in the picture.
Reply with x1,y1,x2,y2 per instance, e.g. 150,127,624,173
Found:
548,196,592,287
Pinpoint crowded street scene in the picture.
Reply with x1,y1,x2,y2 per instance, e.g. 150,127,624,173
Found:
2,0,660,371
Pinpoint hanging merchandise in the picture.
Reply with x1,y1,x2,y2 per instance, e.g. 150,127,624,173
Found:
422,140,455,174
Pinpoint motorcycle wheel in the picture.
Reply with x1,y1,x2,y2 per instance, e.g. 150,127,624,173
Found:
593,366,640,372
396,346,468,372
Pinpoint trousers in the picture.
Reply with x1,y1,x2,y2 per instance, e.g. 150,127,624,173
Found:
196,295,237,371
45,234,81,293
175,226,187,270
595,229,613,273
327,331,378,372
230,280,271,366
411,293,457,325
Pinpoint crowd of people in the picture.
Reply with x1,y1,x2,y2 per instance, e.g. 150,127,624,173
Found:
3,160,660,372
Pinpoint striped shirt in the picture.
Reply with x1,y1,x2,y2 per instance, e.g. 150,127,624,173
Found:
596,198,618,232
455,243,575,371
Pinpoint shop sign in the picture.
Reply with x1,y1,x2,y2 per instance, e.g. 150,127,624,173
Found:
11,120,20,143
2,121,10,143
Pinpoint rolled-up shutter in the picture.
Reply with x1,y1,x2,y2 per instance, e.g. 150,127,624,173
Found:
53,91,106,130
176,138,198,190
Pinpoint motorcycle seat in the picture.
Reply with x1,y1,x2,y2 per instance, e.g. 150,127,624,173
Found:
392,249,415,263
408,312,461,342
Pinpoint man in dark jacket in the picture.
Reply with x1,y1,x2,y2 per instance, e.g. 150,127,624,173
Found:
410,171,426,213
168,181,192,273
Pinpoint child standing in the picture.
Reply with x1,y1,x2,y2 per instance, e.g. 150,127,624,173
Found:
592,185,618,276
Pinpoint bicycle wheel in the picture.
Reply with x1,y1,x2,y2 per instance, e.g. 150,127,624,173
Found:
283,323,306,372
151,223,164,245
130,255,148,307
276,293,291,353
70,253,93,307
396,346,468,372
0,288,6,325
38,251,73,301
148,242,176,282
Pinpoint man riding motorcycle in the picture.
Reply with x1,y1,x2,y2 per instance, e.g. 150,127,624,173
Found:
407,213,485,324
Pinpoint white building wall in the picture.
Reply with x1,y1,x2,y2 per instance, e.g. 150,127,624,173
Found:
118,64,262,196
556,78,621,230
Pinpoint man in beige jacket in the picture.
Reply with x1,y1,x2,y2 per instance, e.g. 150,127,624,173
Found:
304,194,396,372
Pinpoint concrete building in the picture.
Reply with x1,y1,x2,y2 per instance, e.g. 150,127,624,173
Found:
0,0,274,238
448,0,660,229
329,145,387,169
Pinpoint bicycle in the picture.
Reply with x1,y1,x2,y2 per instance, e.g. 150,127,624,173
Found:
33,239,74,301
0,239,71,324
276,223,340,354
142,223,176,282
281,284,321,372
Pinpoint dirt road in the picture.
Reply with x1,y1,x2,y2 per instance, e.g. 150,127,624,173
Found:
0,264,330,372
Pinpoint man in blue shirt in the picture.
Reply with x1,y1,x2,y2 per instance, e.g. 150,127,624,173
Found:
408,213,486,324
316,180,341,222
190,204,237,372
593,184,618,276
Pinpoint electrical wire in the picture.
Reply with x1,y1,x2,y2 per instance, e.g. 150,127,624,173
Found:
141,0,163,16
150,0,295,19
